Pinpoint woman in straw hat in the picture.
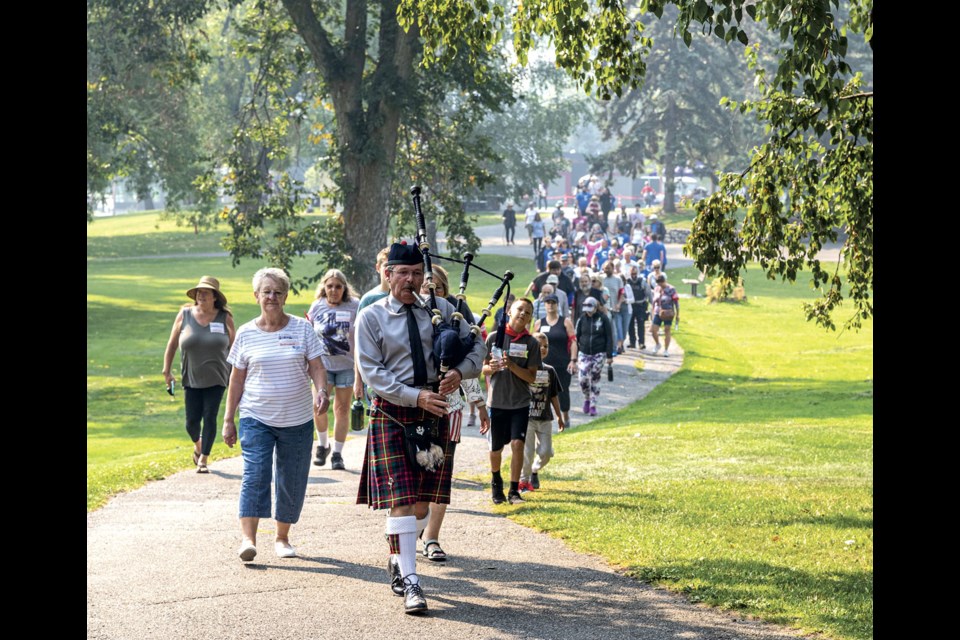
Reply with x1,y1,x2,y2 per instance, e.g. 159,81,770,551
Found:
162,276,236,473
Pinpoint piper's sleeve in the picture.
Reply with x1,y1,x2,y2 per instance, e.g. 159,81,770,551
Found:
355,305,421,407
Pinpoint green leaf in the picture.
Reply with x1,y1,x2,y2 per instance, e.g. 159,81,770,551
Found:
737,30,749,46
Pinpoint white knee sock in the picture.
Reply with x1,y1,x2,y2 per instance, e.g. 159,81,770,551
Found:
416,510,430,540
386,515,419,585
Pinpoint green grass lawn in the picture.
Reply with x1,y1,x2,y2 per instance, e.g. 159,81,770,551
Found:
501,268,873,640
87,214,537,511
88,213,871,639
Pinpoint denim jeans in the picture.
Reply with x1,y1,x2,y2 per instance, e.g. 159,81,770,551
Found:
609,310,623,345
618,304,632,344
238,417,314,523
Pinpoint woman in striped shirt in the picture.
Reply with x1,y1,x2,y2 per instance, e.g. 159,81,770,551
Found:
221,268,330,562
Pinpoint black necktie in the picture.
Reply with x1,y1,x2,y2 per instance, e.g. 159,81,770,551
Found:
405,304,428,386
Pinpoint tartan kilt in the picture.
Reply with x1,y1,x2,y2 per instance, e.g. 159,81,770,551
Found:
356,398,452,509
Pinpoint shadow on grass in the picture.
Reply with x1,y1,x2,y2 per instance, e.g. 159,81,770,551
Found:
580,370,873,428
626,557,872,640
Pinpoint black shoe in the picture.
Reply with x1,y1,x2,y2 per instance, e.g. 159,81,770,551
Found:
531,473,540,490
387,556,404,596
403,578,428,614
629,343,637,349
491,479,506,505
314,444,330,466
507,490,525,504
331,452,345,470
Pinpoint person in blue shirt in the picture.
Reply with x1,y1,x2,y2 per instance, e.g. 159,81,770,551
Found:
642,234,667,269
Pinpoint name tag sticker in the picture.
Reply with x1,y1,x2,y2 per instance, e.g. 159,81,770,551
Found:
277,333,300,349
335,311,351,323
508,342,528,358
535,370,549,385
209,322,225,334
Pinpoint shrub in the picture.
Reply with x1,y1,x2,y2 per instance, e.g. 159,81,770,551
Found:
706,276,746,303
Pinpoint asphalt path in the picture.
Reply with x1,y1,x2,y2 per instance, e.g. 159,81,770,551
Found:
87,227,806,639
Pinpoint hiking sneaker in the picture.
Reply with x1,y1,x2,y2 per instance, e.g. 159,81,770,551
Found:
530,473,540,490
314,444,330,466
582,400,591,414
491,479,506,504
331,452,345,470
507,490,525,504
518,481,535,493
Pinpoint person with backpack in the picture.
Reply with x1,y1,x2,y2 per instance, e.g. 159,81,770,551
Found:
651,274,679,357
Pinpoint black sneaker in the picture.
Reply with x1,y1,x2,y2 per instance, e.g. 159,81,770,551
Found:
507,490,525,504
314,444,330,467
491,479,506,505
531,473,540,490
387,555,404,596
331,452,345,470
403,578,428,615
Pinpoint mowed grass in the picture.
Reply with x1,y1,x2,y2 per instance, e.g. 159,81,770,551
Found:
86,209,332,258
87,214,537,511
502,267,873,640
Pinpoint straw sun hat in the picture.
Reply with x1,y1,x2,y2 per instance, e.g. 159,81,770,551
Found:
186,276,228,307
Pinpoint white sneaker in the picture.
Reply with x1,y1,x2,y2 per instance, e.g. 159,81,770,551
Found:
663,350,669,357
466,414,477,427
238,542,257,562
652,344,661,355
275,541,297,558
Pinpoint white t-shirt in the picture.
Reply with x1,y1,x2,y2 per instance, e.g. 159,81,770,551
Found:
227,315,324,427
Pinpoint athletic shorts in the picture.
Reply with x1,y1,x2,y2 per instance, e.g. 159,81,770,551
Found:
488,406,529,452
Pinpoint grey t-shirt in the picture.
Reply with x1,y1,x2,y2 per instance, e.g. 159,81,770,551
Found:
179,307,230,389
484,332,542,410
306,298,359,373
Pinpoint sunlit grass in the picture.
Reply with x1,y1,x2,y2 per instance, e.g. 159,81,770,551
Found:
501,267,872,640
87,238,536,511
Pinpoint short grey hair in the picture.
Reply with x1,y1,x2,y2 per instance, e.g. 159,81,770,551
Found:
252,267,290,294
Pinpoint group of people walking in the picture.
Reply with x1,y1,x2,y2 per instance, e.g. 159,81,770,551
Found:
160,212,680,616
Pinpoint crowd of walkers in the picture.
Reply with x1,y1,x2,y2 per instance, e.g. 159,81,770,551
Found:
159,178,683,614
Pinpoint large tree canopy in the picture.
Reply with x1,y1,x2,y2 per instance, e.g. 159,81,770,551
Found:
403,0,873,330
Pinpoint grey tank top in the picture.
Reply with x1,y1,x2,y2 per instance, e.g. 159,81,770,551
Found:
179,307,230,388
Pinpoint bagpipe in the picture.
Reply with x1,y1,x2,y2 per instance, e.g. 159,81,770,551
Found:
395,186,515,471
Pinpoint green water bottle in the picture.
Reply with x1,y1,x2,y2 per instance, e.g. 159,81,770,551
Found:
350,400,366,431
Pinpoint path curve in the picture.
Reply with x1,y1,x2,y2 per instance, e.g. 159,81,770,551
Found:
87,229,807,640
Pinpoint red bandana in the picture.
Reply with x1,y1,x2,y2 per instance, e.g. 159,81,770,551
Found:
504,325,529,340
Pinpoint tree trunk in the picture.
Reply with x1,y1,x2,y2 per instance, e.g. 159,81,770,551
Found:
426,216,438,262
662,97,678,214
283,0,418,293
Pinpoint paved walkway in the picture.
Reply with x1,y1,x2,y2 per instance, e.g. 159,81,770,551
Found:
87,228,805,639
